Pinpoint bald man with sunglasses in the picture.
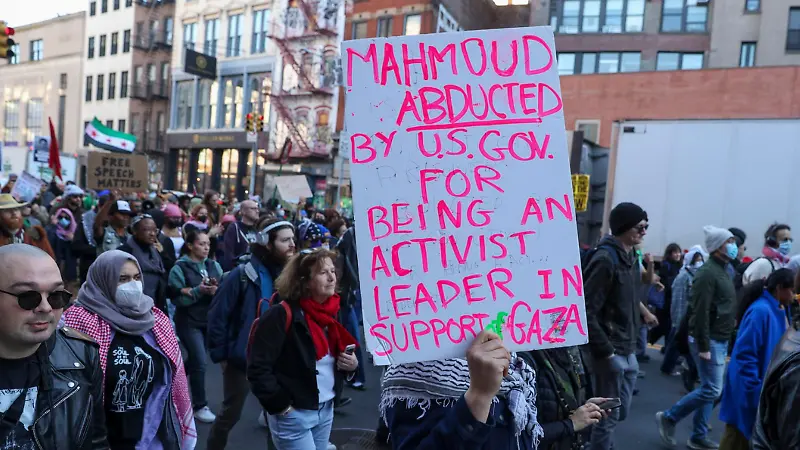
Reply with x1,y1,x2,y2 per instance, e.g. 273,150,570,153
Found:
0,244,109,449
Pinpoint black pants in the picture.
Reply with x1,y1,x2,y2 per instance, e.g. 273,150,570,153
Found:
649,306,672,345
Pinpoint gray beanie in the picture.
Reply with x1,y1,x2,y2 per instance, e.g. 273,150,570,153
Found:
704,225,733,253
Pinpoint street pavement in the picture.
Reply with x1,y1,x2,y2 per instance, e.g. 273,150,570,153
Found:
194,345,724,449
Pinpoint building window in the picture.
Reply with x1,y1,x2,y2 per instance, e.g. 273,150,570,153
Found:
176,81,194,129
576,120,600,144
404,14,422,35
123,29,131,52
29,40,43,61
175,149,190,191
114,0,120,10
148,20,158,46
164,17,174,45
556,51,640,74
788,8,800,51
198,79,219,128
26,99,43,143
183,22,196,49
156,112,164,149
60,73,67,89
226,14,243,57
745,0,760,12
120,71,129,97
108,72,116,99
351,21,367,39
4,101,20,144
131,113,140,136
111,32,118,54
96,75,105,100
377,17,392,37
248,74,271,120
85,76,93,101
740,42,756,67
661,0,708,32
557,53,577,75
252,9,270,54
106,120,114,129
551,0,644,34
118,119,126,132
9,44,19,64
222,77,244,128
90,1,96,16
204,18,219,55
99,35,107,57
126,0,132,7
101,0,108,13
88,36,95,59
656,52,704,70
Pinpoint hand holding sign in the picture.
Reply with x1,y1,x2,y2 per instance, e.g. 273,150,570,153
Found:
464,330,510,423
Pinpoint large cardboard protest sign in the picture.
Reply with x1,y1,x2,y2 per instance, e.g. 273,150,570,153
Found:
342,27,586,364
87,151,148,193
11,171,45,203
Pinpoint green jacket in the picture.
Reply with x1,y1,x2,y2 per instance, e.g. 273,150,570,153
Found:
688,254,736,353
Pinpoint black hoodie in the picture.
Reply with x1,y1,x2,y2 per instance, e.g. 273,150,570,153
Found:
583,235,642,358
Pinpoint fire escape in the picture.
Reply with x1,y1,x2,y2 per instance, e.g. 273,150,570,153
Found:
268,0,337,159
131,0,173,155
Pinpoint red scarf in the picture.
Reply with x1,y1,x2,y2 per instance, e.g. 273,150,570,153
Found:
300,295,358,360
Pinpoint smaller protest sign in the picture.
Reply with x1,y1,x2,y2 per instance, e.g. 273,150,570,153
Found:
87,151,149,193
33,136,50,164
11,171,45,203
571,174,590,212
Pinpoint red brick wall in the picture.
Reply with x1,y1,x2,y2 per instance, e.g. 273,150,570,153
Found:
561,67,800,147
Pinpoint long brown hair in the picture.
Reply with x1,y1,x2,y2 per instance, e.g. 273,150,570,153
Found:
275,248,338,305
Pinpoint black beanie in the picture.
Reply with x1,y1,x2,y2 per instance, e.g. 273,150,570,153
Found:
729,227,746,246
609,202,648,236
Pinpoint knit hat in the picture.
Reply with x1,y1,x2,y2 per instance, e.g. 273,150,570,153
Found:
704,225,733,253
163,204,183,218
64,185,85,197
609,202,648,236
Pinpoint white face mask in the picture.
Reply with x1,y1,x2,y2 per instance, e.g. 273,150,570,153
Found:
692,261,704,269
115,280,152,315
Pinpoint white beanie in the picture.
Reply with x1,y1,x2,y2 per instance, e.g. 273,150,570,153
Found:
703,225,733,253
64,185,85,197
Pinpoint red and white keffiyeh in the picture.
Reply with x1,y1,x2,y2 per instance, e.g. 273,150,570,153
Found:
63,305,197,449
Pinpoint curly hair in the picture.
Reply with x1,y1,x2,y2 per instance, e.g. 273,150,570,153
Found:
275,248,338,306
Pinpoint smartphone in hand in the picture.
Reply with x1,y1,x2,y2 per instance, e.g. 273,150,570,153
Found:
596,398,622,410
344,344,356,355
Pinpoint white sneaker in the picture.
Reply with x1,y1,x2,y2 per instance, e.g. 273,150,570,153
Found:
327,443,337,450
194,406,216,423
258,411,268,428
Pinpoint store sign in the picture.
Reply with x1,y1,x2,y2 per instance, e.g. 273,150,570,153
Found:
166,131,254,149
184,48,217,80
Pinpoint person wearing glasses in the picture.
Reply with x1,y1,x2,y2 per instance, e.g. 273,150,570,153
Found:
0,244,108,449
583,202,655,450
248,248,358,450
63,250,196,450
119,215,168,313
221,200,260,271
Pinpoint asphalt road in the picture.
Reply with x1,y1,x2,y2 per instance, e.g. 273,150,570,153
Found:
194,345,724,449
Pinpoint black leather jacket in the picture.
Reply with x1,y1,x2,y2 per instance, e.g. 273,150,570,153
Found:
30,327,109,450
752,324,800,450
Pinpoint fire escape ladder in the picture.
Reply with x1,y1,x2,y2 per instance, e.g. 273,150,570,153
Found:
272,37,323,94
295,0,336,36
141,0,160,153
271,95,311,157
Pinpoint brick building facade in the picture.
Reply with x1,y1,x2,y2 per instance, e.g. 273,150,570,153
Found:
561,66,800,148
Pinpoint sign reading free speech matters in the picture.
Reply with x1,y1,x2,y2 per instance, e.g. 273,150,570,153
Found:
87,151,149,193
341,27,588,365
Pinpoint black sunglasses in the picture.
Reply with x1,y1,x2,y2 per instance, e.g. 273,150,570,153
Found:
0,288,72,311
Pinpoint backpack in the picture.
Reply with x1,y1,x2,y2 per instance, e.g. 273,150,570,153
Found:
733,257,775,291
246,293,292,360
580,244,621,278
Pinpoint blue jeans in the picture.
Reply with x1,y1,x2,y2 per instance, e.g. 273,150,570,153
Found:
268,401,334,450
342,303,366,384
589,353,639,450
660,327,697,375
664,339,727,441
174,316,208,410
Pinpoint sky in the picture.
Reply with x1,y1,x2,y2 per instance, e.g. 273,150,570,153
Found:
5,0,86,27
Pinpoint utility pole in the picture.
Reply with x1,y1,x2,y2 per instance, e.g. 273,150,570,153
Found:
248,77,265,198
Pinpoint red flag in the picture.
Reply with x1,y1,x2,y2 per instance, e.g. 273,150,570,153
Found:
48,117,63,181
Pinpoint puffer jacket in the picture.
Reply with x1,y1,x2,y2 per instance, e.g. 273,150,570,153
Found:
752,324,800,450
32,326,109,449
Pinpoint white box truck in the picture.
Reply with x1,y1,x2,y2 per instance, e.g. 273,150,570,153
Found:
607,119,800,257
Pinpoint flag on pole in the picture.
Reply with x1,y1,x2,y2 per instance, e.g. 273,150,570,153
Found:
84,118,137,153
48,117,62,181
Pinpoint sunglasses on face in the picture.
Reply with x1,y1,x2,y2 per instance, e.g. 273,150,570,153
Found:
0,288,72,311
635,224,649,233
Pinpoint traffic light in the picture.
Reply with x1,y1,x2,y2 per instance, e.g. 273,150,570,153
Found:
0,22,16,60
255,114,265,132
245,113,254,132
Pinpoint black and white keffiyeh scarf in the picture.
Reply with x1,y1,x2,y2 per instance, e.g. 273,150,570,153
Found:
380,356,544,446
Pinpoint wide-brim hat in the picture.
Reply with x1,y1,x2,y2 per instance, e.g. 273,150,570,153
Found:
0,194,28,210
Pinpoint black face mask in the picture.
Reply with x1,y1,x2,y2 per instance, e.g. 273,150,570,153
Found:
167,219,183,228
197,216,208,223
